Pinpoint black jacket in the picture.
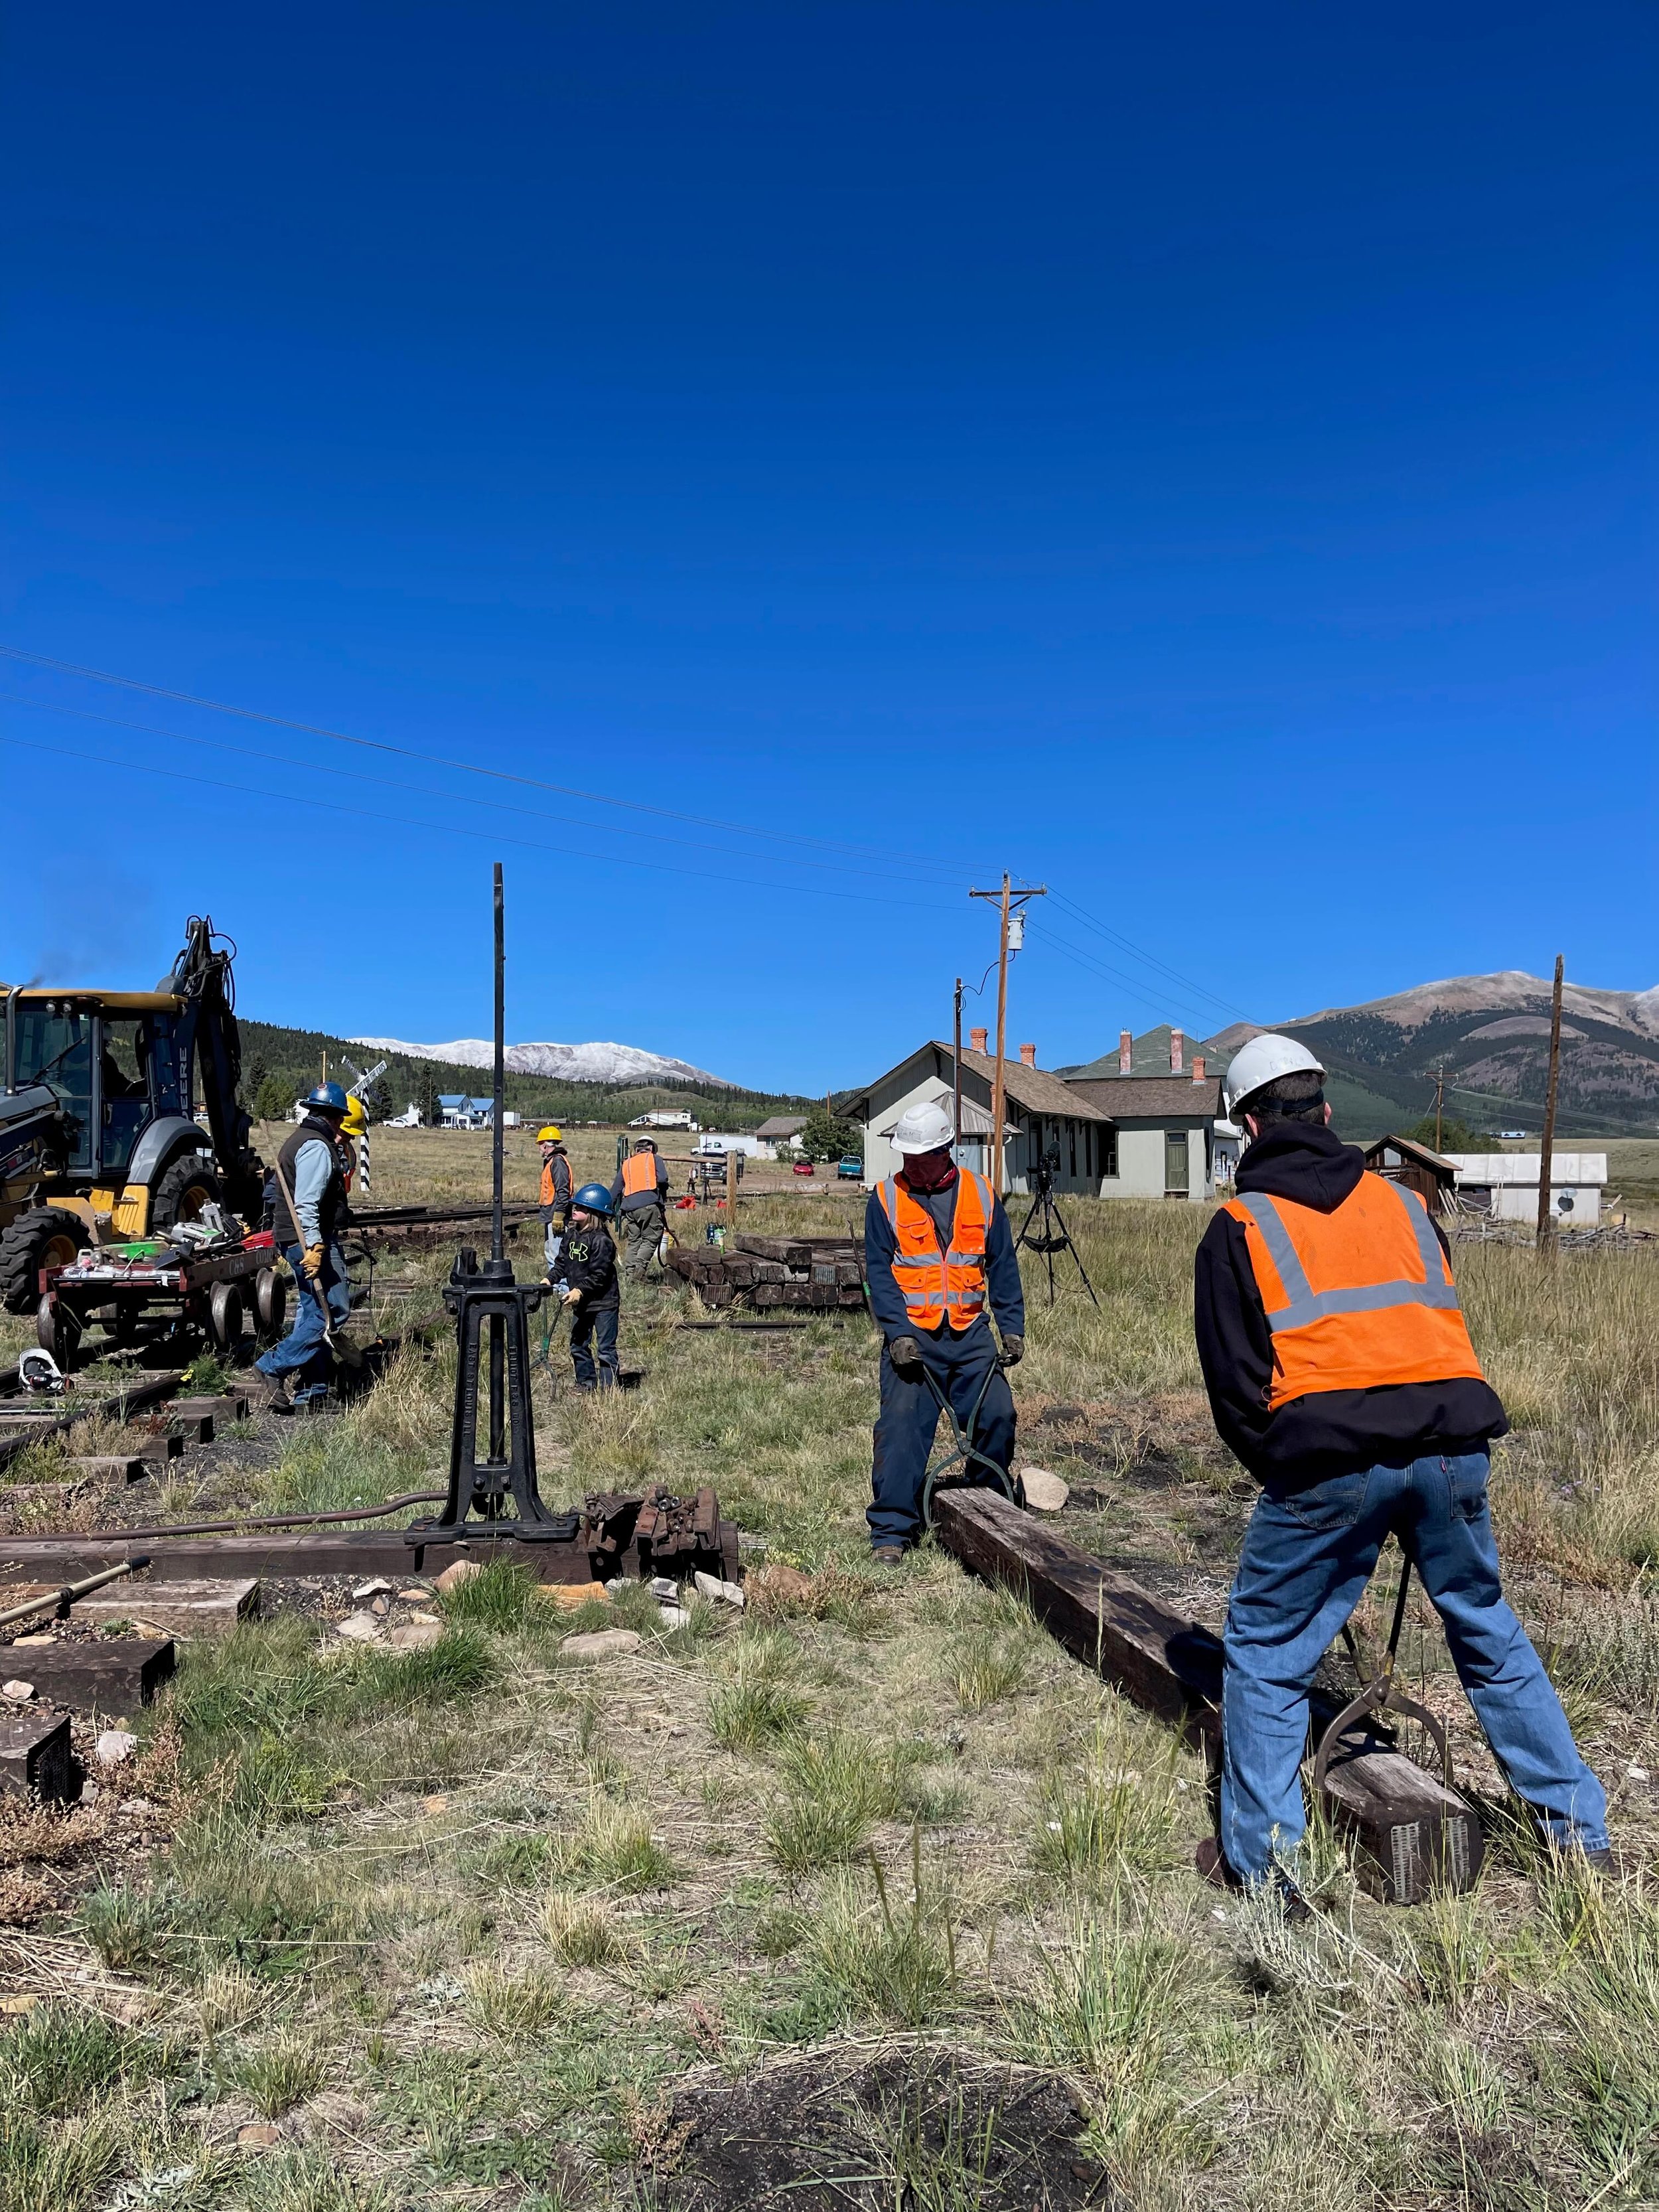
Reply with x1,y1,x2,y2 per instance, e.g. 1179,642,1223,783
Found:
1193,1122,1508,1487
561,1215,619,1312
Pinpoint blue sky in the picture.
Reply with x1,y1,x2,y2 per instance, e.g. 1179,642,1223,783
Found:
2,4,1654,1092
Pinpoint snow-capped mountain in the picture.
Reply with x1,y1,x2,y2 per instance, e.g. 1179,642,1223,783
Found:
350,1037,727,1086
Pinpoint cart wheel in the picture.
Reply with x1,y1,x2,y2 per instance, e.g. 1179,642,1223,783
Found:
36,1295,80,1368
255,1266,286,1337
210,1281,246,1352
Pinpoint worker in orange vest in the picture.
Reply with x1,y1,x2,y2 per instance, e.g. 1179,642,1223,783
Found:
863,1099,1025,1564
611,1137,670,1284
537,1125,573,1280
1194,1035,1609,1899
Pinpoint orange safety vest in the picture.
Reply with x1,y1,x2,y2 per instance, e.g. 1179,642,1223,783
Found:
540,1154,569,1209
877,1169,995,1333
1223,1173,1486,1410
620,1151,660,1199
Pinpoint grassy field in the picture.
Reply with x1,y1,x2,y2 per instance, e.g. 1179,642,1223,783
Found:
2,1138,1658,2209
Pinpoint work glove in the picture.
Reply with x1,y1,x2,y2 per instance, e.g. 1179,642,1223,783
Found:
999,1333,1025,1366
889,1334,924,1373
301,1243,325,1280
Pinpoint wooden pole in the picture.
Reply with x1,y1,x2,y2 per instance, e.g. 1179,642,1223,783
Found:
1434,1065,1445,1152
1536,953,1565,1249
953,976,964,1167
725,1140,739,1222
991,875,1011,1193
968,877,1047,1195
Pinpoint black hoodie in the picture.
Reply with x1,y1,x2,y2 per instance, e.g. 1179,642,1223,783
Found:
1193,1121,1508,1487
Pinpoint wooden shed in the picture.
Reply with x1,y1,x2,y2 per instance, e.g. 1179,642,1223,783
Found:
1362,1134,1459,1215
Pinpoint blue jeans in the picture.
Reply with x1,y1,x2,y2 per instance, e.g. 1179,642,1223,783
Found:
570,1303,619,1390
1222,1451,1609,1881
255,1242,350,1389
868,1319,1015,1548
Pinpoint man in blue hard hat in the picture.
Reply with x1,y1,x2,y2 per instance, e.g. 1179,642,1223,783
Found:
256,1082,354,1412
559,1182,621,1390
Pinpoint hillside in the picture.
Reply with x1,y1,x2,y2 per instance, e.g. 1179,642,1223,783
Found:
235,1017,810,1132
1210,972,1659,1142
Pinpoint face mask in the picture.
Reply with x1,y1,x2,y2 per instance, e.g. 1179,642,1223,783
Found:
902,1147,956,1193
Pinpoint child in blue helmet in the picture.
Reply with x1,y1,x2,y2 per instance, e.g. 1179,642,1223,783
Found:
561,1182,620,1390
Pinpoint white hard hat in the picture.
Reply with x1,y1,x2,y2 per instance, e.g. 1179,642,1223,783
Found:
1223,1032,1325,1118
891,1098,956,1155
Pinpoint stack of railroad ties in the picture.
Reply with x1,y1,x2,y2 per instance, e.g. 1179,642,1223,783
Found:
666,1231,868,1312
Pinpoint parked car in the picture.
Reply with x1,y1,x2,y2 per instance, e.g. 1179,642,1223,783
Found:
836,1155,863,1180
792,1160,816,1177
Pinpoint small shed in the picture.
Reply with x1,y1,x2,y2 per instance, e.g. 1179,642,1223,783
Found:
1362,1134,1460,1216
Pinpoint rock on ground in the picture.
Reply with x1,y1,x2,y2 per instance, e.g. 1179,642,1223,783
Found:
560,1628,642,1662
1018,1465,1070,1512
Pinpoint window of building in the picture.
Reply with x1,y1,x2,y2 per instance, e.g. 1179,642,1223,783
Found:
1068,1124,1077,1177
1102,1124,1118,1177
1165,1129,1189,1197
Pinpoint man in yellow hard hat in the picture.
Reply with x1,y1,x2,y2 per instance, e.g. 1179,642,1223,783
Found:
538,1126,573,1278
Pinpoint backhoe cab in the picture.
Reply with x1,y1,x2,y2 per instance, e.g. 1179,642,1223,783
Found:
0,916,265,1312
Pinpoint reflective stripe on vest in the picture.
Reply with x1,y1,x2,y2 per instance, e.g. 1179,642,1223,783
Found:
878,1170,993,1330
621,1152,659,1198
1224,1173,1485,1407
1234,1189,1460,1331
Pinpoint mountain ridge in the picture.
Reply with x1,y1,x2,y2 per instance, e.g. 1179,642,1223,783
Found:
1198,971,1659,1140
350,1035,729,1088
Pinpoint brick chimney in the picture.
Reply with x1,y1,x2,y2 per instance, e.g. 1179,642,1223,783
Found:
1170,1028,1185,1074
970,1027,989,1054
1019,1043,1037,1068
1118,1029,1133,1073
1191,1054,1206,1082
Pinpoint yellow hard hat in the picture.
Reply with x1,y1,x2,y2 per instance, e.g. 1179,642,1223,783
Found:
342,1097,367,1138
536,1125,563,1143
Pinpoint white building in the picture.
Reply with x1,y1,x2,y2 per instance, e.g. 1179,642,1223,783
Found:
1445,1153,1607,1228
845,1041,1111,1195
629,1108,697,1130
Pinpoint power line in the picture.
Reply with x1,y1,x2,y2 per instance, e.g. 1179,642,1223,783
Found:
0,729,958,915
0,689,968,896
1023,919,1228,1037
1046,887,1250,1024
0,643,987,881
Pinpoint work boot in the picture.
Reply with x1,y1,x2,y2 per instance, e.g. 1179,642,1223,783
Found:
262,1374,297,1416
1195,1837,1311,1923
871,1544,908,1568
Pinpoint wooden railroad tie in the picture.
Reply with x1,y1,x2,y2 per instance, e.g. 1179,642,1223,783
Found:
932,1487,1482,1905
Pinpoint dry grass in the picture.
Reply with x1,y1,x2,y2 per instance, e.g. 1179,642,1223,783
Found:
11,1156,1655,2209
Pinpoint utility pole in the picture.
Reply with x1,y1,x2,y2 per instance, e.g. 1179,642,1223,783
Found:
952,977,964,1168
968,876,1046,1193
1433,1065,1447,1153
1536,954,1565,1250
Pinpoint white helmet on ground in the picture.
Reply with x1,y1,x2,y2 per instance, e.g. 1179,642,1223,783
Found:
1223,1033,1325,1120
890,1098,956,1155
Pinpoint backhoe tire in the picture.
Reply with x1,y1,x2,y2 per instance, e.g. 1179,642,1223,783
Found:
0,1208,90,1314
151,1156,223,1233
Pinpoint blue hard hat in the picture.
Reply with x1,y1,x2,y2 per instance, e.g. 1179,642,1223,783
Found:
304,1081,350,1114
572,1181,614,1216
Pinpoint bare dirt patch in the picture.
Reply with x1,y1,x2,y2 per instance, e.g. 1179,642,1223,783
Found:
649,2046,1109,2210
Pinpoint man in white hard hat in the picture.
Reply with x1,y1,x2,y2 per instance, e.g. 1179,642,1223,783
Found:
863,1098,1026,1563
1192,1034,1608,1896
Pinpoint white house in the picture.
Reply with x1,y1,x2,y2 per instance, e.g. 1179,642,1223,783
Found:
844,1041,1111,1195
1058,1028,1228,1201
1445,1153,1607,1228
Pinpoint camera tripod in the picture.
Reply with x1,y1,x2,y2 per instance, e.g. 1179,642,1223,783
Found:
1014,1151,1098,1306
